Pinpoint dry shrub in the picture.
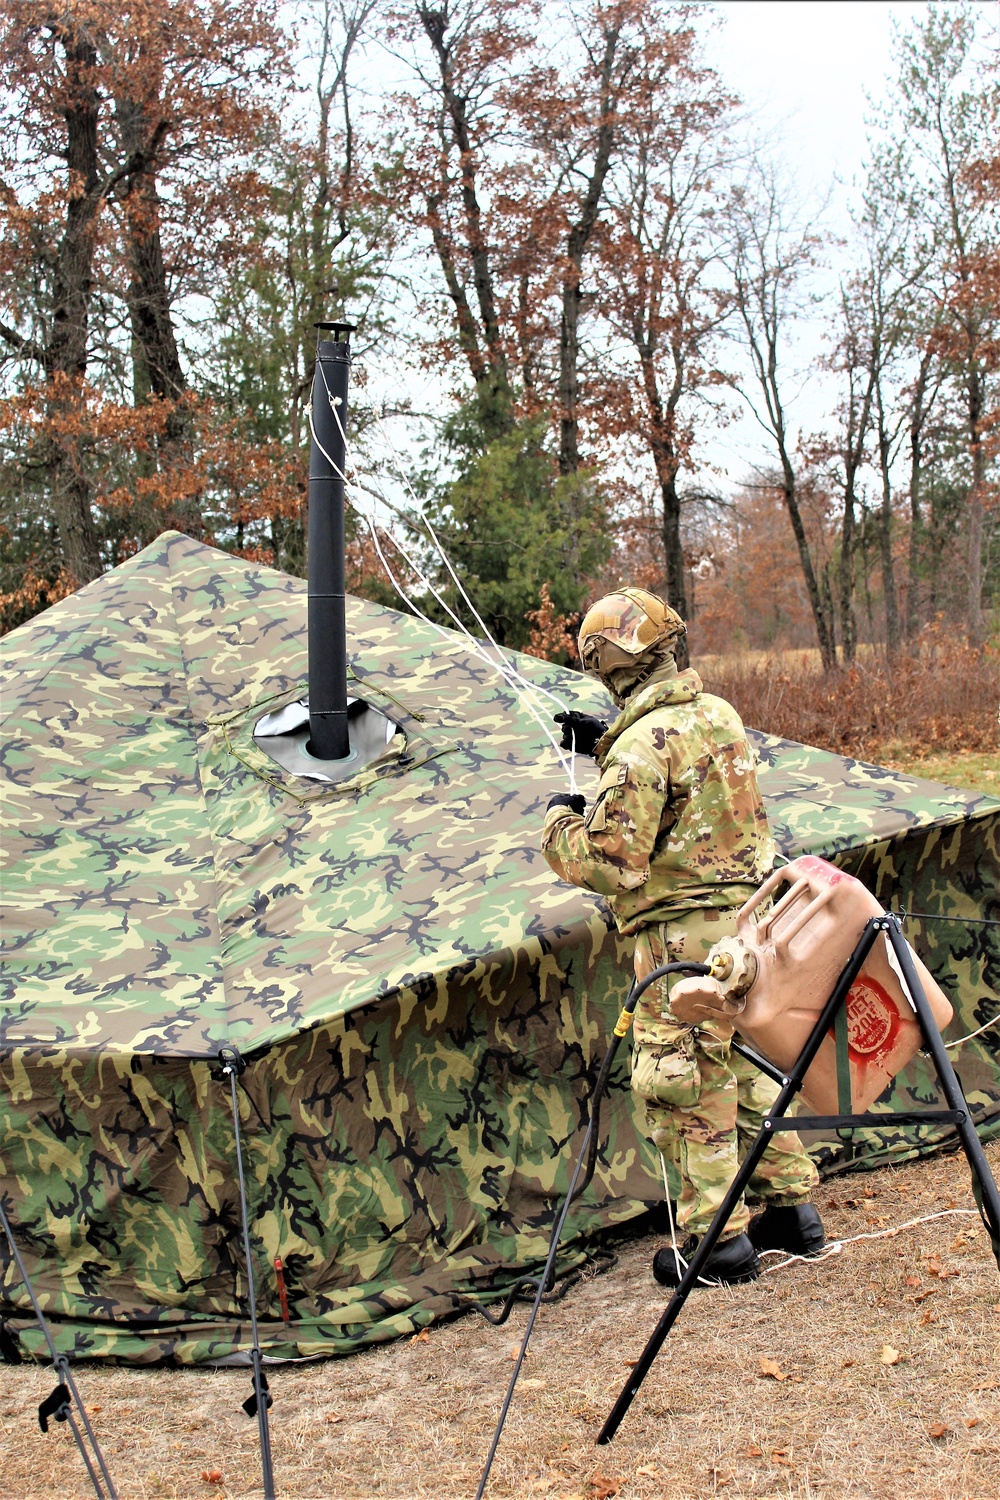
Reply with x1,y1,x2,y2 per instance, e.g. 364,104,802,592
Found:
699,625,999,761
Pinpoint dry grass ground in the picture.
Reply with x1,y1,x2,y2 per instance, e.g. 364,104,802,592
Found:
1,1141,997,1500
693,639,999,771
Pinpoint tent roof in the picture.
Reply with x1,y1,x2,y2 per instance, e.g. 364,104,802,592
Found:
3,532,995,1059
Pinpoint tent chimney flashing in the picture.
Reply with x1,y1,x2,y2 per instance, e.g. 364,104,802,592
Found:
254,321,401,784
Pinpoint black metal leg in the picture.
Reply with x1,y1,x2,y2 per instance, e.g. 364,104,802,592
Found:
886,924,1000,1266
597,1113,777,1444
597,915,1000,1446
599,918,884,1444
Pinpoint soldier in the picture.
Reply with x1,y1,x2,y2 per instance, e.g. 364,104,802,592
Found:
541,588,824,1285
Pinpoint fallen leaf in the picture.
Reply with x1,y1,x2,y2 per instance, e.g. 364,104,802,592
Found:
771,1449,793,1466
909,1288,937,1303
964,1418,980,1429
924,1254,960,1279
927,1422,951,1440
973,1378,998,1392
746,1444,763,1457
904,1275,922,1288
587,1471,621,1500
87,1405,103,1415
636,1465,661,1477
710,1467,733,1484
880,1345,902,1365
842,1358,855,1368
510,1347,532,1361
201,1471,223,1486
759,1355,788,1381
323,1412,343,1425
919,1309,937,1326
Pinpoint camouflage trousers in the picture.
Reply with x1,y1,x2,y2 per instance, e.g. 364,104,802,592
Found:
631,904,819,1240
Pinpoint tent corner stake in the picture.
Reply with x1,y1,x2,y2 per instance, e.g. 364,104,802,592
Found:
0,1199,118,1499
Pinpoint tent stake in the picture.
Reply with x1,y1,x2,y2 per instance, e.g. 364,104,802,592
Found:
0,1197,118,1500
218,1046,277,1500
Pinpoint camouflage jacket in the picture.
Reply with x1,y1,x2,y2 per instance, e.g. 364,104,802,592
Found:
541,666,775,934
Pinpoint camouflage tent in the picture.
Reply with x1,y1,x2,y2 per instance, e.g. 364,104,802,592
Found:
2,533,998,1365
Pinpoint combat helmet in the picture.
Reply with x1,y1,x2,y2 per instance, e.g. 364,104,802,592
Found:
578,587,686,703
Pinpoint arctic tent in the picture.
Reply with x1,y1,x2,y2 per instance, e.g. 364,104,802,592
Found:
1,532,997,1365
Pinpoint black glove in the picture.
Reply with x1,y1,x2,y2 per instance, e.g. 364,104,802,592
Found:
547,792,586,816
553,710,608,757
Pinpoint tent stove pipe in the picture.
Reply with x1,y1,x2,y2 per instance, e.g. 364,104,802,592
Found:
307,321,355,762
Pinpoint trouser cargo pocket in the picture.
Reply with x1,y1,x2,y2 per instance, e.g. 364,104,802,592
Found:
631,1036,701,1109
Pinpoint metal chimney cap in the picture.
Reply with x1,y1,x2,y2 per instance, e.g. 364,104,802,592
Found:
315,321,356,343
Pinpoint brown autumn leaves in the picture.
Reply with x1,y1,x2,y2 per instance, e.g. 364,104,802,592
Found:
0,2,997,661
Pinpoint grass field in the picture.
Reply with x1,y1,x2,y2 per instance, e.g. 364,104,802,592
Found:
1,1142,997,1500
874,748,999,799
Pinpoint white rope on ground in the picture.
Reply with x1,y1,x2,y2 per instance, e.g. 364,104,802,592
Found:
758,1206,981,1275
307,407,579,791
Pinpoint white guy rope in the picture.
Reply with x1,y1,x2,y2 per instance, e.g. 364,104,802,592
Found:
758,1206,981,1275
945,1013,1000,1049
307,406,579,790
319,364,581,774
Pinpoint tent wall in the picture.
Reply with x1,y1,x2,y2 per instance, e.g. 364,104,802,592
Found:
2,912,657,1364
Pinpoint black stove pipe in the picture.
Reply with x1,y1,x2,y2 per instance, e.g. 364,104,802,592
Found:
307,321,354,761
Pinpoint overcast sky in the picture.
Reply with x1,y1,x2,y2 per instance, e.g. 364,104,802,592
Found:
695,0,936,487
365,2,974,503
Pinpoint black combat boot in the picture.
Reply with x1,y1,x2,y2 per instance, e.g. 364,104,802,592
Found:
652,1231,760,1288
747,1203,826,1257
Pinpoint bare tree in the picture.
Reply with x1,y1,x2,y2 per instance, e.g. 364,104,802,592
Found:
595,21,734,654
889,5,999,640
722,160,836,671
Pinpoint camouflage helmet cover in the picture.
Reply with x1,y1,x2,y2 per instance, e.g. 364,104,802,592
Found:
578,587,686,678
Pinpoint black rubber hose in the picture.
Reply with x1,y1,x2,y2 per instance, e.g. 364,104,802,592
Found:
571,959,712,1203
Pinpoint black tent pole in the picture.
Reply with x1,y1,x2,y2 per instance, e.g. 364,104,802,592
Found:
0,1197,118,1499
218,1047,276,1500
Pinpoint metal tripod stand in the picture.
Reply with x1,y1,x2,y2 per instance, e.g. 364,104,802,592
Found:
598,913,1000,1445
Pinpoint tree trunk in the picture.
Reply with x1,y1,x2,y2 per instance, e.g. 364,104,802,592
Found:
966,368,985,643
44,26,105,583
558,20,622,476
875,391,900,658
779,455,837,672
420,6,509,416
837,483,857,664
905,354,933,641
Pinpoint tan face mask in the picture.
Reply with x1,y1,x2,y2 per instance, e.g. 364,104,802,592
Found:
583,638,671,707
